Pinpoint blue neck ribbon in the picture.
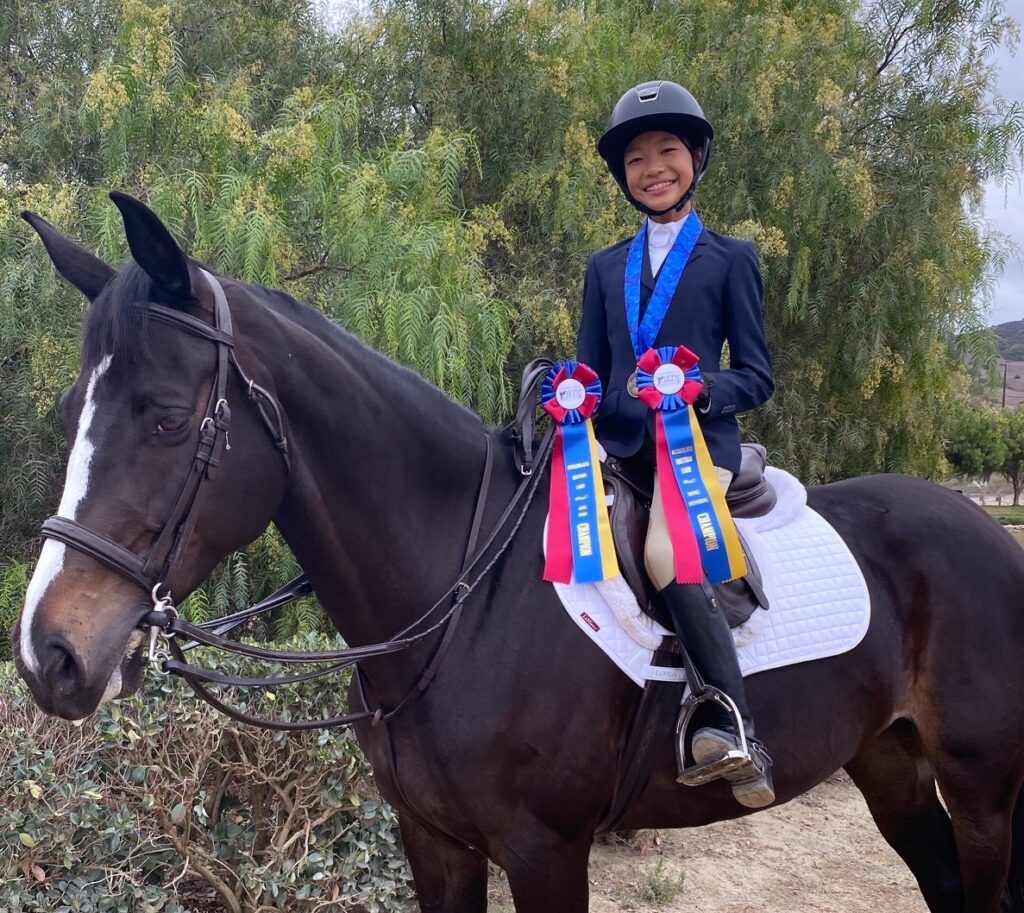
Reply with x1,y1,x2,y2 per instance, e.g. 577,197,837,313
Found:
624,212,704,360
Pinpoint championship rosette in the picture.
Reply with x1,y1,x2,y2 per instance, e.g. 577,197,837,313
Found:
636,345,747,586
540,361,618,584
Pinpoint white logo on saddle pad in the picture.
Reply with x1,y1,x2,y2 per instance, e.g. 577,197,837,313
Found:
555,378,587,410
652,364,684,396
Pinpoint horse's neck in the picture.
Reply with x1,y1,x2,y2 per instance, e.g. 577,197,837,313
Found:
250,304,489,650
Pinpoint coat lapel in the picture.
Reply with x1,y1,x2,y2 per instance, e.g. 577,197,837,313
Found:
622,224,709,322
637,226,708,292
684,227,708,268
641,243,655,294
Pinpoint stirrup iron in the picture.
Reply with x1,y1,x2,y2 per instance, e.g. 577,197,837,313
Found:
674,685,753,787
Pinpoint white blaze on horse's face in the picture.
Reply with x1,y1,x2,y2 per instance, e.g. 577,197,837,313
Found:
20,354,113,674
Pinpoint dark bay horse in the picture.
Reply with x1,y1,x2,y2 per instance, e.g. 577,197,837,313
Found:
12,192,1024,913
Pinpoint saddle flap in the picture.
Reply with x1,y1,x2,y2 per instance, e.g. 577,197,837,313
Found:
604,468,657,613
603,462,768,629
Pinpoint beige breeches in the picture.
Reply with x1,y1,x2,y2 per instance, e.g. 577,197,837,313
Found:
644,466,734,591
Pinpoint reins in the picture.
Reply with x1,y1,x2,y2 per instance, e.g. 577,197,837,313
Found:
40,272,556,731
150,427,552,731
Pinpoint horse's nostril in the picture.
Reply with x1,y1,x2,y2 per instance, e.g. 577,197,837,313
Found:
44,638,83,692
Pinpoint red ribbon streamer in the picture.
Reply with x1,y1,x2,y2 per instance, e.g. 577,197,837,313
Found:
543,431,573,582
654,411,704,585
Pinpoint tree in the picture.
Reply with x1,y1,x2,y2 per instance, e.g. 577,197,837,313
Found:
945,403,1007,481
1000,406,1024,505
342,0,1023,481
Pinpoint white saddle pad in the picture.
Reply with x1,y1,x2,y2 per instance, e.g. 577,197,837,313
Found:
549,467,871,687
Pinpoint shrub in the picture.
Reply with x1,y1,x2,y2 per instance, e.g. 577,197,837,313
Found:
0,636,413,912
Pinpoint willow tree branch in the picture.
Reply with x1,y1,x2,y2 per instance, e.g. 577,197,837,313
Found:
283,258,351,282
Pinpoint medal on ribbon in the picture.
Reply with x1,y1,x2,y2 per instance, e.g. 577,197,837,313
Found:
636,345,747,585
540,361,618,584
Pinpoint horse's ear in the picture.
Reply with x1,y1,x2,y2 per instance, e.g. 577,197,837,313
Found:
109,190,192,299
20,211,116,302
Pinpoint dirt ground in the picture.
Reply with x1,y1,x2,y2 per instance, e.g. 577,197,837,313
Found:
488,772,926,913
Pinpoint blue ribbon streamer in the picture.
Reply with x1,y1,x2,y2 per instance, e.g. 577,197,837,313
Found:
560,421,605,583
624,212,704,360
660,407,733,583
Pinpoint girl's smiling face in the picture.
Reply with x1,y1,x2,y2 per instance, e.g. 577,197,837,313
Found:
623,130,699,219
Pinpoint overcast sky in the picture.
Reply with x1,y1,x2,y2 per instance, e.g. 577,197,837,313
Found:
982,0,1023,325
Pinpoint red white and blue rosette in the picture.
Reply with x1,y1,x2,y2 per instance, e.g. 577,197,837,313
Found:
636,346,747,585
540,361,619,584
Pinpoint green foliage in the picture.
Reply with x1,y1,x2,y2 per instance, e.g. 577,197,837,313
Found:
0,643,413,912
638,857,686,904
179,528,329,639
945,403,1008,480
346,0,1023,480
982,505,1024,525
945,404,1024,505
998,406,1024,504
0,559,31,661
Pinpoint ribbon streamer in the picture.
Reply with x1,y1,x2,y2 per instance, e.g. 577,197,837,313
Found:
541,362,618,584
637,346,747,585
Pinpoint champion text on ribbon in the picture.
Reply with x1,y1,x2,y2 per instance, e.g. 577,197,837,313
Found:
636,345,747,585
540,361,619,584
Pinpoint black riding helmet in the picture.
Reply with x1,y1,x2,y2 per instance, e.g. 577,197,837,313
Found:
598,80,714,217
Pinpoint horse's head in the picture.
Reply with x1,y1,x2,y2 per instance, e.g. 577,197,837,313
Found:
13,193,289,720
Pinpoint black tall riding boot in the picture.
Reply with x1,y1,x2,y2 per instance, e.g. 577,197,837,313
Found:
661,581,775,807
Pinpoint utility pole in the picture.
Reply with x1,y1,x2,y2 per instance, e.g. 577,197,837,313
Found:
1003,364,1022,408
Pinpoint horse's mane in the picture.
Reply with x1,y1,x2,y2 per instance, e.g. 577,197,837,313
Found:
83,261,483,428
245,278,483,426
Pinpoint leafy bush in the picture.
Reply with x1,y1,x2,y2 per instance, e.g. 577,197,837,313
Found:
0,637,413,912
0,559,31,662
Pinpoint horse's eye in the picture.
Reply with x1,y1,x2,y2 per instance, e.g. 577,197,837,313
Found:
156,415,189,434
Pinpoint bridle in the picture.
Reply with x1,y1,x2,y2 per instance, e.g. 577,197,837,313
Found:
42,269,290,599
38,269,554,730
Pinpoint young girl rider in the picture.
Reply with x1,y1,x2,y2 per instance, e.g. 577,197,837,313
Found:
577,80,776,808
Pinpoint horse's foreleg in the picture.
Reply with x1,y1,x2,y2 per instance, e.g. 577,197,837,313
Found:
399,815,489,913
497,824,592,913
844,719,963,912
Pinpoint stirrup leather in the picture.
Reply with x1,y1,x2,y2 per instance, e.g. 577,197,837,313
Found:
674,686,755,786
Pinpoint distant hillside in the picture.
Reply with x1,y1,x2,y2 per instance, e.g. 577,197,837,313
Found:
994,320,1024,360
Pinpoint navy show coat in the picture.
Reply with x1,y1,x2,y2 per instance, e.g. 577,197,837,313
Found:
576,225,773,475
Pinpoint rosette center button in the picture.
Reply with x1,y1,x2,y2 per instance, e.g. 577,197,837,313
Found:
652,364,685,396
555,378,587,411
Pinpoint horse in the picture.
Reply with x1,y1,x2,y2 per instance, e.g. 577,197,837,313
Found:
12,191,1024,913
